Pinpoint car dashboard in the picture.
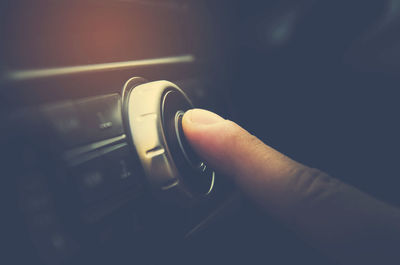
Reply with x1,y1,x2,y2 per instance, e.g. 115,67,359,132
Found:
1,1,237,265
2,1,400,265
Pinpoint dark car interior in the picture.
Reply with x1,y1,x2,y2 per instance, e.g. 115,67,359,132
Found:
2,1,400,264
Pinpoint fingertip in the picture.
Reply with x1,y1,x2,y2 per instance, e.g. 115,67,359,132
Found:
182,109,226,148
183,109,225,125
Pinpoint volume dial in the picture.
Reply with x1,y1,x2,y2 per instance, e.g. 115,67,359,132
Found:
122,78,215,206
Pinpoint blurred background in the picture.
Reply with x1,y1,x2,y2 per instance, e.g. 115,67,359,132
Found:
1,0,400,264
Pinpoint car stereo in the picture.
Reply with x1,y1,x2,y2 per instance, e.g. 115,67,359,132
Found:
1,76,236,265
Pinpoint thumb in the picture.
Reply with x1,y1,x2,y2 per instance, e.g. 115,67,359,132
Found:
182,108,400,265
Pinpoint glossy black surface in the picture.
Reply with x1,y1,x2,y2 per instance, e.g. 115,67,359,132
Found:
162,90,214,197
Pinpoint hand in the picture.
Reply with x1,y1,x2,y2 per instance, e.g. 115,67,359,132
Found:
182,109,400,265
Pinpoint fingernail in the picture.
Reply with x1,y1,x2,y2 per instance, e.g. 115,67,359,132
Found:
185,109,225,125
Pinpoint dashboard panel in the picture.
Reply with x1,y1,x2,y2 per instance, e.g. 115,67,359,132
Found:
1,1,237,265
3,88,236,265
3,1,400,265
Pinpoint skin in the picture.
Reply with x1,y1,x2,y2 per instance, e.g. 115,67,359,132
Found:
182,108,400,265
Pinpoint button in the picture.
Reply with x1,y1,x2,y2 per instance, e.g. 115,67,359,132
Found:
70,143,140,205
41,94,124,148
103,144,139,191
71,155,110,204
40,101,85,148
76,94,124,144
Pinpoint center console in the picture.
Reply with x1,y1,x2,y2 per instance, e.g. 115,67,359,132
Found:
3,75,237,265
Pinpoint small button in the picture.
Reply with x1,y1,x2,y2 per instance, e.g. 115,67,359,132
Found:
70,143,141,205
103,144,139,191
76,94,124,144
40,101,85,148
71,156,110,204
